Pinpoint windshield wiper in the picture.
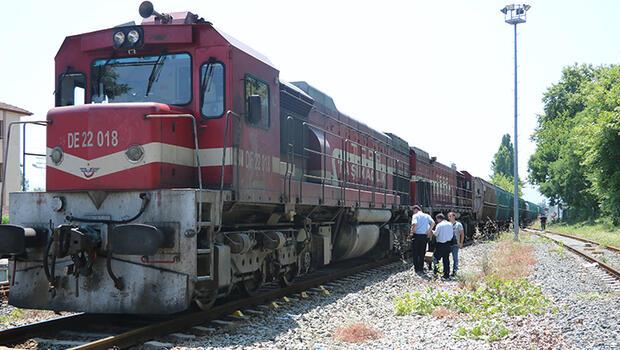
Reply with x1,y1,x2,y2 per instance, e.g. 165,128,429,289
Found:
145,54,167,97
199,60,215,108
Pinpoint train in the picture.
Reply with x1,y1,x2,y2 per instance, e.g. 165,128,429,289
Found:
0,2,540,314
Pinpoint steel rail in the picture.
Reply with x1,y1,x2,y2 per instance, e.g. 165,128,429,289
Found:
0,257,397,349
543,230,620,253
68,257,397,350
0,313,93,344
527,229,620,280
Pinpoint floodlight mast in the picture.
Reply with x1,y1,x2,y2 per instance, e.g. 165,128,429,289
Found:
500,4,530,241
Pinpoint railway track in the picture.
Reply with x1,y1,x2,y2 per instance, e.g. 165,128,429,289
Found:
0,282,8,299
527,229,620,282
0,256,397,349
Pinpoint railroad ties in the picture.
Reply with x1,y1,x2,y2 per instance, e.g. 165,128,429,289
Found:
526,229,620,290
0,257,403,349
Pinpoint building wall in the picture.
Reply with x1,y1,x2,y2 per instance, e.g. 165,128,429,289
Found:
0,110,22,213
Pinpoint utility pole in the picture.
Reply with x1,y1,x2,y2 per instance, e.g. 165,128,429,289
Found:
500,4,530,241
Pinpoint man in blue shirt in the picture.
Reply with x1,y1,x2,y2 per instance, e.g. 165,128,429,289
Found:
410,205,435,273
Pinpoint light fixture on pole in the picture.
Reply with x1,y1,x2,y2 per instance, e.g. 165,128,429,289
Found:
500,3,530,241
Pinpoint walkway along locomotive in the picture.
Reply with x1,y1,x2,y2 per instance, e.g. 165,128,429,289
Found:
0,2,540,314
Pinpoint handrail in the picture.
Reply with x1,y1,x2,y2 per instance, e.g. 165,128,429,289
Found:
0,121,48,217
145,114,202,232
216,110,241,233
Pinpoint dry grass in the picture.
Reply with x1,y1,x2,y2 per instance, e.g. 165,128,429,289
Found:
487,240,536,280
333,322,381,343
432,307,458,319
459,239,536,290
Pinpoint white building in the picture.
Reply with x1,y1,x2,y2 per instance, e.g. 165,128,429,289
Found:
0,102,31,214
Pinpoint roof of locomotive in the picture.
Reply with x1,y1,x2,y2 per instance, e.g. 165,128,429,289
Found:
55,12,277,69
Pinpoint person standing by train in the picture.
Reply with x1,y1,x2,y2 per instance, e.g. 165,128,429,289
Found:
448,212,464,277
410,205,435,273
429,213,453,279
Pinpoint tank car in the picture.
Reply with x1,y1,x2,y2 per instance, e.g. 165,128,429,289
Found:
0,2,411,314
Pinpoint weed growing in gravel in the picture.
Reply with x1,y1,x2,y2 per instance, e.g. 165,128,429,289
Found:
395,239,552,342
456,319,509,341
0,309,24,324
395,278,550,318
549,243,566,259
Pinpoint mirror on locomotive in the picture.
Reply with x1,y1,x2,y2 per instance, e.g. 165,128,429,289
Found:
247,94,262,123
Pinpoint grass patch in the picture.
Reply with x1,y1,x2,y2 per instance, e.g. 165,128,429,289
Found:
0,309,24,324
550,222,620,248
456,319,509,342
549,243,566,259
333,323,381,343
394,238,551,342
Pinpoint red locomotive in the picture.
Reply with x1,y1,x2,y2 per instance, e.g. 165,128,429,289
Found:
0,2,540,314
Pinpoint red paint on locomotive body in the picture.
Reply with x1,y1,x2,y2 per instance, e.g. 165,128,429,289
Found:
48,15,408,209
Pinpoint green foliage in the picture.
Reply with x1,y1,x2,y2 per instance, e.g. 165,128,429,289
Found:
0,309,24,324
529,63,620,222
491,134,522,196
394,277,552,341
491,173,523,197
492,134,515,177
549,220,620,247
528,64,600,220
456,319,510,342
1,216,8,224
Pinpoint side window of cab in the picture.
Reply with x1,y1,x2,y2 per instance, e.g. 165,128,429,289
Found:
244,75,270,128
57,73,86,106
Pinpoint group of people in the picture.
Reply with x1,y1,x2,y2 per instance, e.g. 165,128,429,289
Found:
410,205,464,279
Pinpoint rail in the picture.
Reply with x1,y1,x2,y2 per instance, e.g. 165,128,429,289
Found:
527,229,620,280
0,257,397,349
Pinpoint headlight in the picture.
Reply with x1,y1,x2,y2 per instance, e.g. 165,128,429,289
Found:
125,145,145,162
113,31,126,47
50,146,64,165
127,30,140,44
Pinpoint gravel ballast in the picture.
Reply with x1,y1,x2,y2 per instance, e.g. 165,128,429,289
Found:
170,235,620,350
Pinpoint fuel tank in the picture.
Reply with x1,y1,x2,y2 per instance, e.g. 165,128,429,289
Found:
333,224,380,261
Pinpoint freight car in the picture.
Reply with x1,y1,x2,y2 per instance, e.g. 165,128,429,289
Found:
0,2,540,315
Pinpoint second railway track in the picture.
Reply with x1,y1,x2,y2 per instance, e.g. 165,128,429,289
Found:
0,256,398,349
527,228,620,283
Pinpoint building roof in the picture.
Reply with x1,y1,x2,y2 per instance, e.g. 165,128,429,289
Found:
0,102,33,116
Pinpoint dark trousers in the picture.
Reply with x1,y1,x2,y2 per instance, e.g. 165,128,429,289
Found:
412,234,428,271
433,242,451,278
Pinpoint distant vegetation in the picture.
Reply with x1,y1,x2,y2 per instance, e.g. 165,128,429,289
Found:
491,134,523,197
529,64,620,223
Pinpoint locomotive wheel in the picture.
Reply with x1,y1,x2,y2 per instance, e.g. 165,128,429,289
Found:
193,289,217,311
241,270,264,296
279,265,297,287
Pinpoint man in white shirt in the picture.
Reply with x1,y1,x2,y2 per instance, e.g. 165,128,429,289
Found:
410,205,435,273
448,212,465,277
429,213,453,279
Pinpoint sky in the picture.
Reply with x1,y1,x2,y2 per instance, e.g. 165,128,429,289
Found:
1,0,619,203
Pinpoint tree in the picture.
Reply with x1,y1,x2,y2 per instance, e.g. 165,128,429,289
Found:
491,134,522,196
528,64,600,221
572,65,620,222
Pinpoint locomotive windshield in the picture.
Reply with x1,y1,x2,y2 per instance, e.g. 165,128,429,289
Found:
91,53,191,105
